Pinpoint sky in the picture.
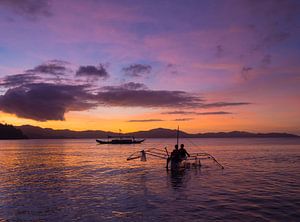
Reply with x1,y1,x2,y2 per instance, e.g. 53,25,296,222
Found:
0,0,299,134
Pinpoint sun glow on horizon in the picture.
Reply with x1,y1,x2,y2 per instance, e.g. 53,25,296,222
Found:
0,1,299,135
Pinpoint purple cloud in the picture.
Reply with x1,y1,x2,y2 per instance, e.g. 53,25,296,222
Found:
0,61,250,122
27,60,69,76
102,82,147,91
0,0,52,19
95,87,202,108
201,102,251,109
0,83,94,121
76,64,109,79
122,64,152,77
0,80,202,121
261,54,272,67
216,45,224,57
0,73,40,87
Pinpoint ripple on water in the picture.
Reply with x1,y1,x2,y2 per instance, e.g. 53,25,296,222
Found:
0,138,300,221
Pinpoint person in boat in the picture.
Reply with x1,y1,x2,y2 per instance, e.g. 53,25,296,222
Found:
179,144,190,160
166,144,181,169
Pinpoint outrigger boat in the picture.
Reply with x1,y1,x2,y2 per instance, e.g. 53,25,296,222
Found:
96,136,145,144
127,127,224,170
127,147,224,170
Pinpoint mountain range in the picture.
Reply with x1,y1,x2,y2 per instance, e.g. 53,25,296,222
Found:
11,125,299,139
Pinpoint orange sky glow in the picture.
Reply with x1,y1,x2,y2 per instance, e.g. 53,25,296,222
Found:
0,1,299,134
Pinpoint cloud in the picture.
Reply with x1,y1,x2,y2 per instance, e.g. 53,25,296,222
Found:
173,118,194,121
241,66,253,80
0,61,250,121
162,111,232,115
0,61,205,121
200,102,250,108
261,54,272,67
216,45,224,57
0,83,94,121
0,80,202,121
0,0,52,19
76,64,109,79
27,60,69,76
242,66,253,72
241,0,299,50
127,119,163,122
166,63,179,75
102,82,147,91
161,111,197,115
0,73,40,87
122,64,152,77
196,111,232,115
162,104,250,114
0,60,76,90
95,87,202,108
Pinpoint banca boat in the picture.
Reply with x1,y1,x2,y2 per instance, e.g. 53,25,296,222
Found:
96,136,145,144
127,127,224,170
127,147,224,170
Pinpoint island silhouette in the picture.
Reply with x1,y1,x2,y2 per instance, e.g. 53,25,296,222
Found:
0,124,27,139
1,124,296,139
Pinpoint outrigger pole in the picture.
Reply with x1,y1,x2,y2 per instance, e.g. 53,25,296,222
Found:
126,125,225,170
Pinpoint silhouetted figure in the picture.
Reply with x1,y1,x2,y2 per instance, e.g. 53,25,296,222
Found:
140,150,147,161
166,144,181,169
179,144,190,160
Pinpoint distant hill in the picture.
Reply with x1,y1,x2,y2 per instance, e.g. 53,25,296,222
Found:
127,128,191,138
0,124,27,139
16,125,299,139
193,131,299,138
17,125,115,139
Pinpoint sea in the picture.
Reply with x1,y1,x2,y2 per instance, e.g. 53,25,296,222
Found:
0,138,299,222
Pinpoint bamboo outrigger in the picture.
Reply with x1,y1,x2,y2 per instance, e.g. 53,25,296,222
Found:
127,127,224,170
127,147,224,170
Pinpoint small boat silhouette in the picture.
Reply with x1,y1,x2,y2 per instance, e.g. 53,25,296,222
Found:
96,136,145,144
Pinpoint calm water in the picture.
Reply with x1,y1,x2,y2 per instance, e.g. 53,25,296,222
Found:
0,138,299,222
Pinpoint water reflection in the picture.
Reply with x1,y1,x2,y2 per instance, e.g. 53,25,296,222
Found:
0,138,299,221
167,166,205,191
0,141,72,221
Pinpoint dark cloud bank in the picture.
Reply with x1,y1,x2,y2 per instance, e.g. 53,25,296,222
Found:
0,82,203,121
0,83,94,121
0,61,250,121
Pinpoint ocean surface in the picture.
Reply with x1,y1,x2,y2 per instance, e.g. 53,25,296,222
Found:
0,138,299,222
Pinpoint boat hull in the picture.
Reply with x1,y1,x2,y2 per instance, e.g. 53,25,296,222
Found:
96,139,145,144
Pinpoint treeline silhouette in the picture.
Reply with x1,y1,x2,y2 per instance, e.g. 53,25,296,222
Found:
0,124,27,139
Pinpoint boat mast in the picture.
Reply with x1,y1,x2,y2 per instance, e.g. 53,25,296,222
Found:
176,125,179,146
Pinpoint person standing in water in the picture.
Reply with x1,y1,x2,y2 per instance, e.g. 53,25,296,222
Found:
179,144,190,160
166,144,180,169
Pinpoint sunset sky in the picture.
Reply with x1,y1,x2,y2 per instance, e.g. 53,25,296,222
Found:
0,0,299,134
